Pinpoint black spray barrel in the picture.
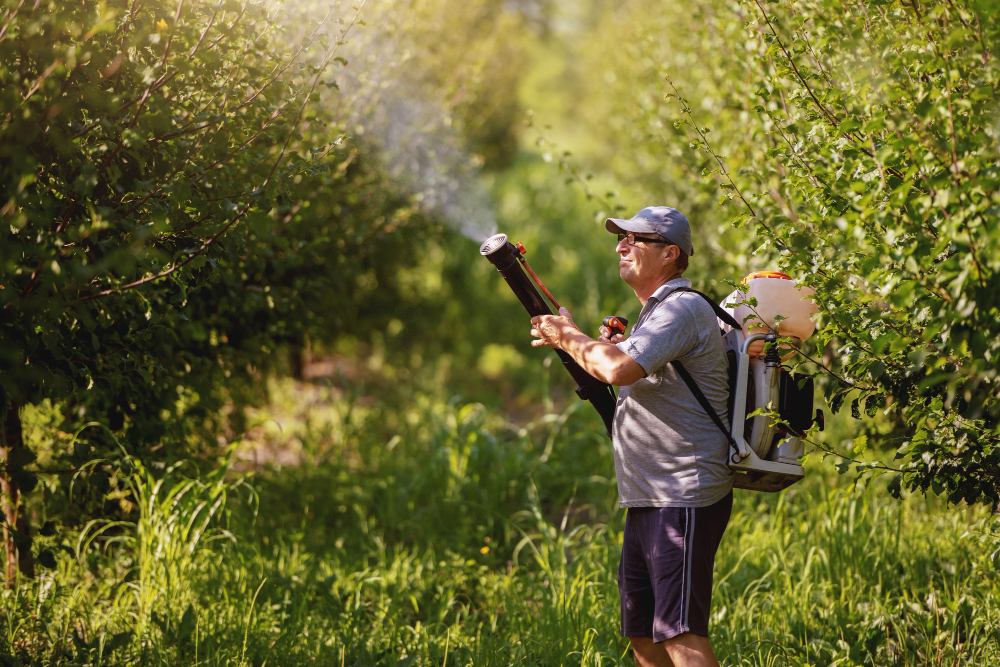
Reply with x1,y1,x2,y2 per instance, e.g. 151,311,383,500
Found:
480,233,618,437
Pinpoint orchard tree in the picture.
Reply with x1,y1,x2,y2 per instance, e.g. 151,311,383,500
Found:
730,0,999,505
0,0,370,581
0,0,535,583
578,0,999,505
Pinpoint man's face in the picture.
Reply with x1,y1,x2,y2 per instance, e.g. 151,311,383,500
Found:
616,234,670,288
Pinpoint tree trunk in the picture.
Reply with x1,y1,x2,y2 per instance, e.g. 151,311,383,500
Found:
0,401,31,584
291,338,313,381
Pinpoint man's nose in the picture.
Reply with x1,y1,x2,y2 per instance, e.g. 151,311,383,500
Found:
616,238,629,254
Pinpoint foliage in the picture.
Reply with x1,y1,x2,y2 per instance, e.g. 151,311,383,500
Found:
0,0,349,570
567,0,1000,506
3,0,999,661
387,0,528,170
0,0,530,577
735,0,1000,507
2,381,997,665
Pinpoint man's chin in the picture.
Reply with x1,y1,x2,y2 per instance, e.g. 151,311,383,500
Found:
619,268,642,290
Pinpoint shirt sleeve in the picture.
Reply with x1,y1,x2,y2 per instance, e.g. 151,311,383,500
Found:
616,294,701,375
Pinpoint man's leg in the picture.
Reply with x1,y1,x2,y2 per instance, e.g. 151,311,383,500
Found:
629,636,674,667
629,634,719,667
620,510,659,652
623,494,732,667
661,633,720,667
634,495,732,666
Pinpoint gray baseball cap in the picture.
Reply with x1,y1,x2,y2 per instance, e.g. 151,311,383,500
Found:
605,206,694,256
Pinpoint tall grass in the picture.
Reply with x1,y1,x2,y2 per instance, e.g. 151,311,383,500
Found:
2,378,998,665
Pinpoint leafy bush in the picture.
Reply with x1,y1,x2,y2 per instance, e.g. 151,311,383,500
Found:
0,0,364,577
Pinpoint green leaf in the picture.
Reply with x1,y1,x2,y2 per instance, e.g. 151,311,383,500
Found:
37,549,57,570
178,604,196,640
10,529,31,552
12,470,37,495
838,117,861,134
887,475,903,498
970,86,993,102
864,394,881,418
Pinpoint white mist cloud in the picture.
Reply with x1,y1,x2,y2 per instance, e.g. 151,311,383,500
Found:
285,0,500,242
357,84,499,242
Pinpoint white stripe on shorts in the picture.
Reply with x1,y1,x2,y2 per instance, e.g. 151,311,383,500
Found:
681,507,696,631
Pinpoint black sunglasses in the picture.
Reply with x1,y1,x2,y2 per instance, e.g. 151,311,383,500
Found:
617,232,675,246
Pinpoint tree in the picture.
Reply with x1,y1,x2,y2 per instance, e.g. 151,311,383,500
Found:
733,0,999,505
0,0,537,582
0,0,368,580
572,0,1000,505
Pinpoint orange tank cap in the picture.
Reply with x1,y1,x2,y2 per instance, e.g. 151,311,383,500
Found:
742,270,791,284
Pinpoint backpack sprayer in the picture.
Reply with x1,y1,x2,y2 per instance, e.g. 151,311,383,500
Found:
719,272,824,491
480,234,822,492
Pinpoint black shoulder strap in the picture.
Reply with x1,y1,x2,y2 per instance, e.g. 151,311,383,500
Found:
668,286,741,330
661,286,739,449
670,359,737,448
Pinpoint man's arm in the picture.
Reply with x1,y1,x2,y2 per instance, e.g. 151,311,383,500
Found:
530,308,646,386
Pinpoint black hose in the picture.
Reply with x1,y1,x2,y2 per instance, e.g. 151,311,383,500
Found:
481,235,617,437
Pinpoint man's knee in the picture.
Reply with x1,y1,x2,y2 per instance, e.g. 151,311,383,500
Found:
628,636,674,667
660,632,719,667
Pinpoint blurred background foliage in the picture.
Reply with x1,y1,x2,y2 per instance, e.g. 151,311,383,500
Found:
1,0,999,663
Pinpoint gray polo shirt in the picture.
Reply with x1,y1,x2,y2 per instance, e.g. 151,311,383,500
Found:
612,278,733,508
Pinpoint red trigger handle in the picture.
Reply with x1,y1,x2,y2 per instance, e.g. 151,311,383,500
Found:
603,315,628,339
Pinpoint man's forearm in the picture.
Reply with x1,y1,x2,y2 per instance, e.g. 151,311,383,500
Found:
529,308,645,385
559,329,645,386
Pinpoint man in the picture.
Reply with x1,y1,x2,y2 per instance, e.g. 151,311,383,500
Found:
529,206,733,667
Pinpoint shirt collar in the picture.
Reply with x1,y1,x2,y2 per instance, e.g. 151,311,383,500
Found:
647,277,692,304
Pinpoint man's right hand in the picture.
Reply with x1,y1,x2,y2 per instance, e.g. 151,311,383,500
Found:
599,325,626,344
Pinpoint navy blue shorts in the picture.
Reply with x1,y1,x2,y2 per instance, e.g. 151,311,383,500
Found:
618,491,733,642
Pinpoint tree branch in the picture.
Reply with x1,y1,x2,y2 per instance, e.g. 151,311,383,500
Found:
665,76,761,221
0,0,26,43
789,344,876,391
751,0,904,181
803,434,906,474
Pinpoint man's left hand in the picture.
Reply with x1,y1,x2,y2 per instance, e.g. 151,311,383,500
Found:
530,307,580,348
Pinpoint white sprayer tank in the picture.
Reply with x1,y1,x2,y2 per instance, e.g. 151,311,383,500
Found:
726,271,817,343
722,271,818,462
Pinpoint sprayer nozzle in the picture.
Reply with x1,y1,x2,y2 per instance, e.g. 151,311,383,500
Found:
480,233,508,256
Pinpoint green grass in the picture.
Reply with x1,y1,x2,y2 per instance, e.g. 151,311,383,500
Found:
4,377,999,665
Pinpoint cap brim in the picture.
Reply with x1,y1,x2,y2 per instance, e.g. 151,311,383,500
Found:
604,217,657,235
